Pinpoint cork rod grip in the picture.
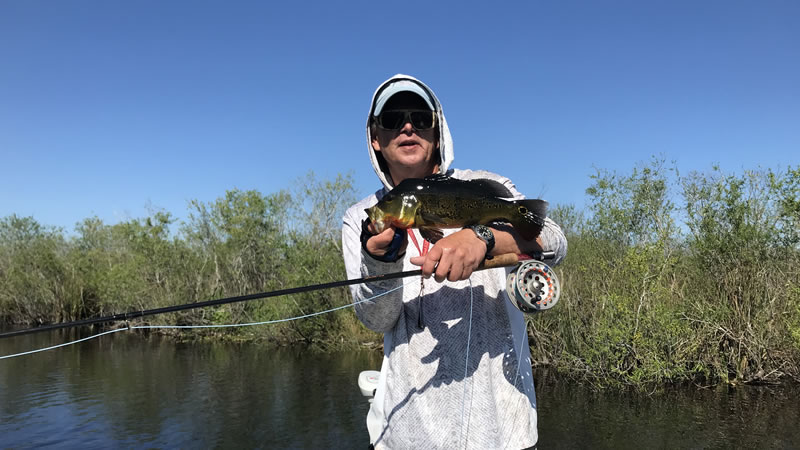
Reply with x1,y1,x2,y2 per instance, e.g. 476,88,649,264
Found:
477,253,520,270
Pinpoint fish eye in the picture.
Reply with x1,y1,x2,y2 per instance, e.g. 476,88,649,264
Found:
518,206,528,214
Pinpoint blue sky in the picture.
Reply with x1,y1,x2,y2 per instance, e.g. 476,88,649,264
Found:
1,1,798,231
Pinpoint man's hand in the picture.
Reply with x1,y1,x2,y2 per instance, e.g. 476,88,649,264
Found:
410,229,487,282
364,222,407,259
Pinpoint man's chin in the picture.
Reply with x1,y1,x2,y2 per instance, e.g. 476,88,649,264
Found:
396,157,427,169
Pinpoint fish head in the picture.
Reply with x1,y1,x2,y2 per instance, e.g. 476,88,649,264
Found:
365,204,391,233
365,192,418,233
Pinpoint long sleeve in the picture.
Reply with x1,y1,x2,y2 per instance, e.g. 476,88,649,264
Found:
540,217,568,266
341,200,406,333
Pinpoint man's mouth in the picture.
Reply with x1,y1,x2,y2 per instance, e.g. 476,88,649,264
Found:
398,139,419,147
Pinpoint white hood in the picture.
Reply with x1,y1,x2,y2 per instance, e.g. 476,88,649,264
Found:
366,74,454,190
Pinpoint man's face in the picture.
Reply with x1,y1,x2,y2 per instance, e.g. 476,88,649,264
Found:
371,93,439,183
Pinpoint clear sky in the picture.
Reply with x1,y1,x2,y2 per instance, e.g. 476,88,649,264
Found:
1,1,798,232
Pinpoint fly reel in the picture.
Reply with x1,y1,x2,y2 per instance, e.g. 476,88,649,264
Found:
506,259,560,313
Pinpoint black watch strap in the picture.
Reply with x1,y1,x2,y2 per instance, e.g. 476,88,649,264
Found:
467,224,495,256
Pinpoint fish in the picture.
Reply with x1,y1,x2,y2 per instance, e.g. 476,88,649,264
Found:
365,174,548,242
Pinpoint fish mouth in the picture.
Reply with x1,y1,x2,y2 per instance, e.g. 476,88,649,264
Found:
365,206,388,233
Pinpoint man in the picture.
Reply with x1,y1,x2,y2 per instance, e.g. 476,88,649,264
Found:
342,74,567,449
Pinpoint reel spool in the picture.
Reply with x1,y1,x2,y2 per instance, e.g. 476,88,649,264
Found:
506,259,560,313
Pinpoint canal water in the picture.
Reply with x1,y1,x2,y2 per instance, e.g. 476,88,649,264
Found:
2,331,798,449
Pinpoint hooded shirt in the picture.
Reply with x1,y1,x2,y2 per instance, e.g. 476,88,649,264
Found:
342,74,567,449
365,74,455,190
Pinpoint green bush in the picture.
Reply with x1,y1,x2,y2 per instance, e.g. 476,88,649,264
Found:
531,160,799,386
2,164,798,385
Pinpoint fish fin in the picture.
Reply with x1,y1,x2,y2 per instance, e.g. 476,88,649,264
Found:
419,227,444,243
511,199,549,241
469,178,514,198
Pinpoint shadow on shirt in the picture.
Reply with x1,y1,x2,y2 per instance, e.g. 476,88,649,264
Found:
377,283,536,444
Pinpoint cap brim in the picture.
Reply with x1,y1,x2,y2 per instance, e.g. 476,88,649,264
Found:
373,80,435,116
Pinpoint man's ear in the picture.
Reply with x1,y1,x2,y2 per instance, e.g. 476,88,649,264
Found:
370,121,382,151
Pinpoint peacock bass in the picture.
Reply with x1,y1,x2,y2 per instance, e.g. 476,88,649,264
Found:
365,174,548,243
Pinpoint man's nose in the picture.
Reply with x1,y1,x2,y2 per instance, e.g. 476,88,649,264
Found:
400,121,415,133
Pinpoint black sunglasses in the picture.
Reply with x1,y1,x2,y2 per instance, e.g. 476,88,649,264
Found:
375,109,436,131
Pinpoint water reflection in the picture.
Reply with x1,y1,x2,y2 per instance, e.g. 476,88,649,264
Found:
1,331,379,448
536,370,800,449
1,332,799,449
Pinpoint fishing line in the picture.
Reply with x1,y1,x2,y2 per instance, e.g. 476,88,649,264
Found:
0,281,415,360
0,328,129,360
0,269,428,340
460,280,475,449
502,322,533,450
0,251,556,341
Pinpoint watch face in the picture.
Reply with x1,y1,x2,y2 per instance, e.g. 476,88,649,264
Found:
470,225,494,252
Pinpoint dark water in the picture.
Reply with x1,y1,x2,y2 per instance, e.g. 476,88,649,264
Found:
2,331,799,449
536,371,800,449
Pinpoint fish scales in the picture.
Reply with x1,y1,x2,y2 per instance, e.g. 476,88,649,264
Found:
366,175,548,242
416,193,507,225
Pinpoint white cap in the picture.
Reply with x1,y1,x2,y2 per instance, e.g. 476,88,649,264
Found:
372,80,435,116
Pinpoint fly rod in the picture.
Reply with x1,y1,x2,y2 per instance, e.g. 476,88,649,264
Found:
0,252,556,340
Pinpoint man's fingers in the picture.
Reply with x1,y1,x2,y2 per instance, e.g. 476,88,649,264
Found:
374,227,396,244
369,229,395,251
408,229,489,281
446,259,466,282
433,248,454,282
409,238,485,281
366,227,401,255
409,247,441,278
424,253,439,279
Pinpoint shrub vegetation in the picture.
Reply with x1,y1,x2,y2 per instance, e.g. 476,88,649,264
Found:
2,164,798,386
535,160,800,386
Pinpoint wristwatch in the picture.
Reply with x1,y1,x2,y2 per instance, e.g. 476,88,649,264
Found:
467,224,495,256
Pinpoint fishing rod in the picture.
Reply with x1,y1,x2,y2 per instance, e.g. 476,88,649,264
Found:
0,251,558,340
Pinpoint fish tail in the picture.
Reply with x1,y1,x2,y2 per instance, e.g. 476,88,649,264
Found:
509,199,548,241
